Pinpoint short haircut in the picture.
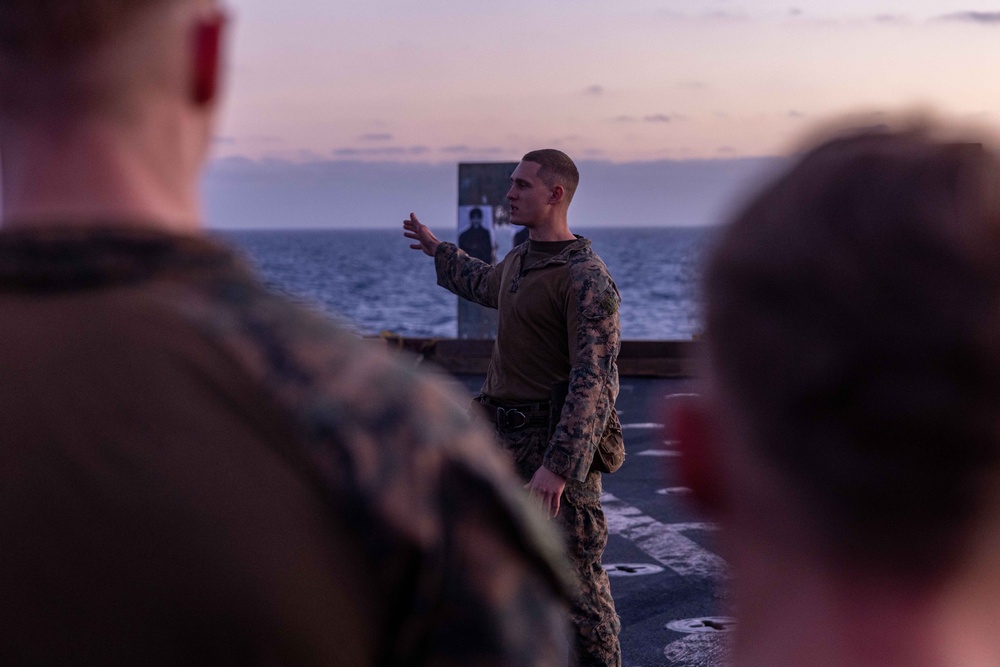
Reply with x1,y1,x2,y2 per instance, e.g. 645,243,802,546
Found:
0,0,175,116
703,126,1000,579
0,0,171,58
469,207,484,220
522,149,580,203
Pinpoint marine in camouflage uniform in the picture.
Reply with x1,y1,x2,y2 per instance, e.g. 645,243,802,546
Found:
0,226,572,665
434,236,623,667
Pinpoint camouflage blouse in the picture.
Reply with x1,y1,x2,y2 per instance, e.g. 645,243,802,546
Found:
0,226,571,666
435,237,621,483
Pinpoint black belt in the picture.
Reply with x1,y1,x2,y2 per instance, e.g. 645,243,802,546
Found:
474,395,550,432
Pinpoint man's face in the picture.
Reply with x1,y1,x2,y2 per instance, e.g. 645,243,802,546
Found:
506,161,552,226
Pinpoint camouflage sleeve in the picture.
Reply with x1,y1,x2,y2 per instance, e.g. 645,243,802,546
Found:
434,241,502,309
543,261,621,482
378,376,573,667
423,443,574,667
178,274,571,665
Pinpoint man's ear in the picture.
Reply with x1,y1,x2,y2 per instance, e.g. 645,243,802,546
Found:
190,11,227,107
548,185,565,205
665,393,725,516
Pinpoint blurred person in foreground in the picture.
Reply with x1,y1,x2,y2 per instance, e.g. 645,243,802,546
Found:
0,0,571,663
671,124,1000,666
404,150,623,667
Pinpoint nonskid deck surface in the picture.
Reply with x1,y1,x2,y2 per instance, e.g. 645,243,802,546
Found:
450,375,729,667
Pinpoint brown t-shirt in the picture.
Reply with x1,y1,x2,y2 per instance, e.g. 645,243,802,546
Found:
0,227,570,665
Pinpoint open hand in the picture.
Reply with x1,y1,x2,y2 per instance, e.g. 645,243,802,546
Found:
402,212,442,257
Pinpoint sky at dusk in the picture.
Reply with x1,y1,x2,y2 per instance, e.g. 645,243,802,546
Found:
204,1,1000,228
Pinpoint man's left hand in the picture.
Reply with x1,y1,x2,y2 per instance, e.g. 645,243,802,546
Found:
525,466,567,519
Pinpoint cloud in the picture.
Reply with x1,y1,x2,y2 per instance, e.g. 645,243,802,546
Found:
332,146,430,157
787,110,805,119
704,9,750,21
656,8,755,24
440,145,504,155
701,10,752,22
610,115,637,123
245,135,285,144
874,14,909,25
204,155,788,229
583,85,605,96
644,114,673,123
937,11,1000,24
291,150,328,162
359,133,394,142
677,80,709,92
213,136,237,145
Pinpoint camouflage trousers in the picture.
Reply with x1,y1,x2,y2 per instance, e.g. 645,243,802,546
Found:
497,424,621,667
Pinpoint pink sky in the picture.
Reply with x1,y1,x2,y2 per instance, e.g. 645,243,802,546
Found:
214,0,1000,164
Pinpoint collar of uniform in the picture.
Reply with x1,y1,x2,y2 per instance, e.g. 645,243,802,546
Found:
517,234,590,272
0,225,244,291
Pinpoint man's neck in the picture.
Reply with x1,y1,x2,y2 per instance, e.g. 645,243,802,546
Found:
0,113,204,234
527,213,574,242
729,540,1000,667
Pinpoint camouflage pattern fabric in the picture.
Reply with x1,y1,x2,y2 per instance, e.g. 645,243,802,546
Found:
497,425,621,667
0,227,573,667
438,238,622,666
435,238,622,482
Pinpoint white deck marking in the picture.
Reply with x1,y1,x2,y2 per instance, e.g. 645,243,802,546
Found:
636,449,682,457
603,562,665,577
667,617,736,634
663,633,732,666
621,423,664,430
656,487,692,496
602,493,727,580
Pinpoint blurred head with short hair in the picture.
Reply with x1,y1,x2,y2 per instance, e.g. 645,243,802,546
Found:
0,0,226,230
673,123,1000,666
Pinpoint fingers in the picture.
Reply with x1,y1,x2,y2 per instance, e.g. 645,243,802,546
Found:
403,212,422,231
539,493,559,519
524,482,559,519
542,491,558,519
524,482,546,517
544,489,559,518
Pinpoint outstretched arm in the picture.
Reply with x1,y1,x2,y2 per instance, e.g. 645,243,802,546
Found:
403,212,441,256
408,210,503,309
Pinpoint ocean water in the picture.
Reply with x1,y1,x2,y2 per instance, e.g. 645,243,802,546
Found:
220,227,714,340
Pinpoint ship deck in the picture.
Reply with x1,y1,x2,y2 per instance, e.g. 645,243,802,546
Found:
446,373,729,667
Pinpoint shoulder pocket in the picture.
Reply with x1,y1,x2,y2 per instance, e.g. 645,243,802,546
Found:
582,283,620,320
